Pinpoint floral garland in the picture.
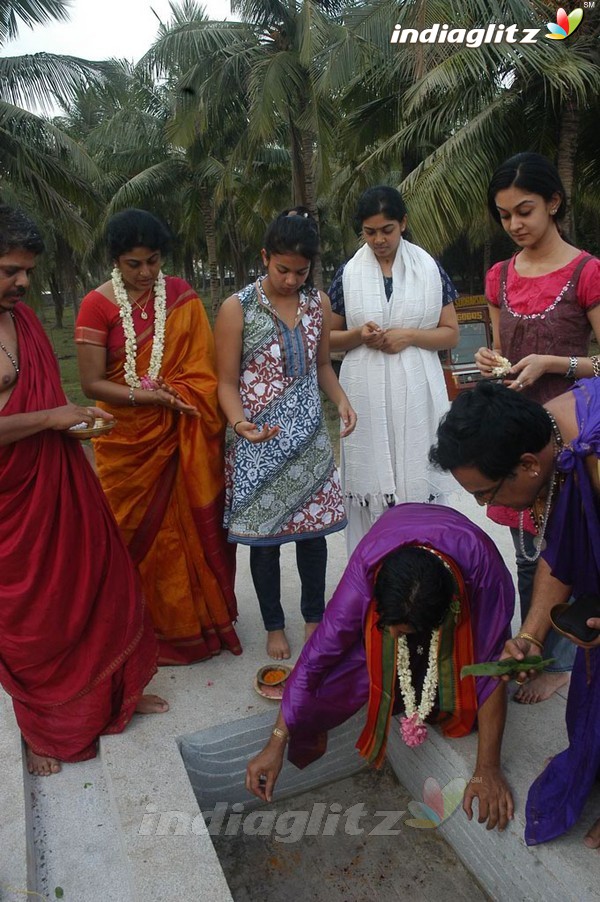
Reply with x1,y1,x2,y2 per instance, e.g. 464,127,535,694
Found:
111,267,167,388
396,629,440,748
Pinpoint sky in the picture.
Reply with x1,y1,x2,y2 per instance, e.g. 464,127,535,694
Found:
5,0,234,62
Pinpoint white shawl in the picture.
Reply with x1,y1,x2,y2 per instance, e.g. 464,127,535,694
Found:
340,239,455,515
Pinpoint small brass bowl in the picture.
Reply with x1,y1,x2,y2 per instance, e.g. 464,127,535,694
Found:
67,418,116,439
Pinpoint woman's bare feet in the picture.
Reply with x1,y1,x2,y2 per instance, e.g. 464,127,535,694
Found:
584,816,600,849
135,694,169,714
513,672,570,704
304,622,320,644
267,629,291,660
26,746,61,776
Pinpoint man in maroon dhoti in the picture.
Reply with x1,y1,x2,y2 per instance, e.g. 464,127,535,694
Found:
0,205,167,776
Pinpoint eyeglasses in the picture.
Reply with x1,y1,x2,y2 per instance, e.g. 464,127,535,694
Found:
473,474,509,506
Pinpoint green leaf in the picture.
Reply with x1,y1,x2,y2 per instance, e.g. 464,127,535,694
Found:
55,889,64,899
460,656,556,678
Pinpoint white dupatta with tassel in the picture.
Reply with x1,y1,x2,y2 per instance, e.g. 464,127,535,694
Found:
340,239,455,518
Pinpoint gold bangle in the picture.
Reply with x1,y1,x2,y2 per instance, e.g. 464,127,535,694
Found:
233,420,243,435
517,632,544,650
271,727,288,742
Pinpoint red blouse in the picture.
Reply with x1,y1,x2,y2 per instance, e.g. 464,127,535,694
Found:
485,251,600,315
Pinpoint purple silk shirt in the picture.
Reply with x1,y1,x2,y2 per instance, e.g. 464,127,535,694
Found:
282,503,514,769
526,379,600,845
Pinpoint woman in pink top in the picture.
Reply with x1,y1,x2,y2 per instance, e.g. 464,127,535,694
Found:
475,152,600,703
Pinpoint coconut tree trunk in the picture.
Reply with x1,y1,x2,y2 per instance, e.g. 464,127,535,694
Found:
556,96,579,241
482,239,491,285
48,273,64,329
289,122,323,289
226,210,247,291
198,186,220,315
183,250,195,286
301,130,323,289
289,120,306,208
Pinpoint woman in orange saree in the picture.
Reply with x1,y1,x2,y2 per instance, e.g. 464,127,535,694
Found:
76,209,240,665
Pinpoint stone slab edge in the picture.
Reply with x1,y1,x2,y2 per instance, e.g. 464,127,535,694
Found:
181,709,367,814
0,692,28,902
99,728,233,902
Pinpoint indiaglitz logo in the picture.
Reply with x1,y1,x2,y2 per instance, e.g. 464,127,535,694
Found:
390,22,541,47
545,7,584,39
404,776,466,829
390,7,585,47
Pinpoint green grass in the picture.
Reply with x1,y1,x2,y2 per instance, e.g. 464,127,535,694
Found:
41,305,86,406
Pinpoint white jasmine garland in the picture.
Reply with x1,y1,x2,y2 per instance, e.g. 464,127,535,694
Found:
111,267,167,388
396,629,440,744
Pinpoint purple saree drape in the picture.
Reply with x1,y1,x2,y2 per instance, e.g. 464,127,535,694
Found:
281,503,514,769
526,379,600,845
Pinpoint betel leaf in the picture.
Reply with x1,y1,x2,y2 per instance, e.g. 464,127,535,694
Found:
460,656,555,678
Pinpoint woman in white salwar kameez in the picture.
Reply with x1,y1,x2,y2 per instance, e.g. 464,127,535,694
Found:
329,186,460,554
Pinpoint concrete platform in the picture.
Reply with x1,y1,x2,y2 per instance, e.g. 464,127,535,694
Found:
1,493,598,901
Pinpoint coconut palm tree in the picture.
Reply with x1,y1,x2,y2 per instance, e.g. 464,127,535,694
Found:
334,0,600,254
0,0,104,248
143,0,359,287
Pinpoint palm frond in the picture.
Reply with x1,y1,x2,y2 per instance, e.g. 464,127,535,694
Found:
0,53,104,113
0,0,69,45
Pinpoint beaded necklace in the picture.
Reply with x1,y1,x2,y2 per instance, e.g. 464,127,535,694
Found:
503,273,572,321
518,410,563,561
0,312,19,376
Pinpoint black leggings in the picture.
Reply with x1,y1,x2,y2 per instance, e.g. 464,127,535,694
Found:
249,537,327,630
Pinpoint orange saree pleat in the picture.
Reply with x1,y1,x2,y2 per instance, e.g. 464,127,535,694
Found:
93,279,241,664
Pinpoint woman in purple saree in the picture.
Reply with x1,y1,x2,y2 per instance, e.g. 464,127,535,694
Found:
430,377,600,846
246,503,515,832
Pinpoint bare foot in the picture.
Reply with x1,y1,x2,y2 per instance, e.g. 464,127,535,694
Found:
304,622,320,644
267,629,291,660
135,694,169,714
584,816,600,849
26,746,61,776
513,672,570,704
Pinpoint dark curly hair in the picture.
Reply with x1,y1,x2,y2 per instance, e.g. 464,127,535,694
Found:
107,209,173,259
429,381,552,480
375,546,455,634
0,205,45,257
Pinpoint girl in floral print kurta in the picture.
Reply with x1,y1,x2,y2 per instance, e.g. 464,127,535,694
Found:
215,209,356,661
